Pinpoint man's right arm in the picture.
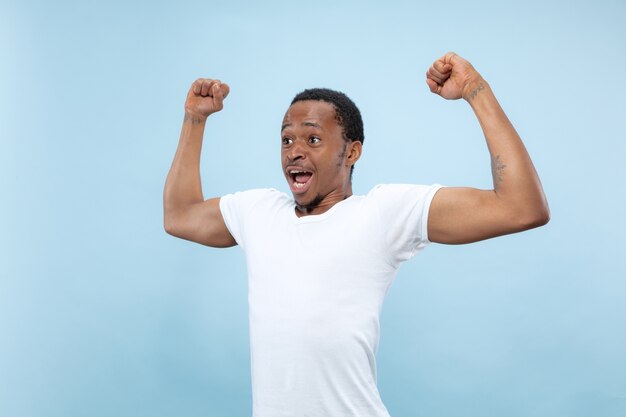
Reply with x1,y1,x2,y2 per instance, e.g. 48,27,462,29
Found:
163,78,236,248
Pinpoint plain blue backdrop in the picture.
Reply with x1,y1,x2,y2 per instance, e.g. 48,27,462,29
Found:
2,1,625,416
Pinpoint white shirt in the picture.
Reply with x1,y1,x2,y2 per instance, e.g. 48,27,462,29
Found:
220,183,443,417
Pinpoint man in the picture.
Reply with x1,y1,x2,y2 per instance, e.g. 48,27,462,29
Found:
163,52,549,417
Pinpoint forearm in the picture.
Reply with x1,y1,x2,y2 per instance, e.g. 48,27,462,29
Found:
466,78,549,222
163,112,208,216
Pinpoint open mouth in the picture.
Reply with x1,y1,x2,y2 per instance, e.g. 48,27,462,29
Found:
288,168,313,193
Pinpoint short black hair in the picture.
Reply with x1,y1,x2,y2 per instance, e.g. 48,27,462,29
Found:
291,88,364,145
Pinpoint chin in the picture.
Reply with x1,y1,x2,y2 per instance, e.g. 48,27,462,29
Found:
296,193,323,210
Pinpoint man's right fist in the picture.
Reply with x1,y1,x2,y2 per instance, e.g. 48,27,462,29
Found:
185,78,230,119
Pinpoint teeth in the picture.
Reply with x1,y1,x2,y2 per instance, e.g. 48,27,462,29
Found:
289,169,311,190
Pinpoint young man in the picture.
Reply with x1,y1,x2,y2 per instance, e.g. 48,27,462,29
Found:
163,52,549,417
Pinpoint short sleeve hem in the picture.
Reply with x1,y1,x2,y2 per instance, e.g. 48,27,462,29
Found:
420,184,446,246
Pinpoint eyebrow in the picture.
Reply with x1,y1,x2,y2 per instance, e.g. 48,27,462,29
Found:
281,121,322,132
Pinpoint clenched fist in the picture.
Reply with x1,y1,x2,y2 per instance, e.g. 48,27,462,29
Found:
426,52,484,101
185,78,230,119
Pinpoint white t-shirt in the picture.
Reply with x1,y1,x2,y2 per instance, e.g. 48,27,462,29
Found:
219,183,443,417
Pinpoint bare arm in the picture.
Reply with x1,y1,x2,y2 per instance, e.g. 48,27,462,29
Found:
163,79,236,248
425,53,550,244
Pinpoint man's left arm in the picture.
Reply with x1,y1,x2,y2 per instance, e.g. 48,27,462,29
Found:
425,52,550,244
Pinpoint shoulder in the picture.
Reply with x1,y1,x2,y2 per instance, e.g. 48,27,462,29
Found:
222,187,286,201
364,183,445,223
220,188,292,212
366,183,444,201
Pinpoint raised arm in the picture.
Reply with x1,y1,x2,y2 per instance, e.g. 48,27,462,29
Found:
163,79,236,248
425,52,550,244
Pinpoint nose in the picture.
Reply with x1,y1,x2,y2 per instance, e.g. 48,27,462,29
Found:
287,142,306,162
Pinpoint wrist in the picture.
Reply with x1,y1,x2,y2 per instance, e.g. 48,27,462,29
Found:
183,110,207,125
462,76,488,102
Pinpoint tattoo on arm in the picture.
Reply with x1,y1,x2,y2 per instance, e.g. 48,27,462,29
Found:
467,83,485,101
491,154,507,185
184,113,205,125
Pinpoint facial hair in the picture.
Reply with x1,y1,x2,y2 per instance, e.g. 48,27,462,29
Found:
296,193,324,212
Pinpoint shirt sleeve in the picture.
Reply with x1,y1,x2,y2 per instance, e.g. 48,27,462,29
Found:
219,188,273,250
368,183,444,266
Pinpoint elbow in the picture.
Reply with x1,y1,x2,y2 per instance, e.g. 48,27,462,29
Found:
534,196,551,227
163,210,180,237
518,203,551,231
528,208,550,229
164,220,175,236
163,218,175,236
538,205,551,226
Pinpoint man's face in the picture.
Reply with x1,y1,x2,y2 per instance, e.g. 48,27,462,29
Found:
281,100,361,211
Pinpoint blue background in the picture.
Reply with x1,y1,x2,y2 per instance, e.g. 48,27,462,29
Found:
2,1,625,416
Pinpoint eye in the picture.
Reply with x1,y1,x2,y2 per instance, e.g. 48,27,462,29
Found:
282,137,293,145
309,136,321,144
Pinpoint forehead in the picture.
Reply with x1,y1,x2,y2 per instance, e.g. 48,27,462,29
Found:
282,100,338,127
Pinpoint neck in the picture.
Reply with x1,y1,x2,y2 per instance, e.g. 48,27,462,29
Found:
295,186,353,217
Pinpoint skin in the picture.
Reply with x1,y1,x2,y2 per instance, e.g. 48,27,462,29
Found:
163,79,236,247
163,52,549,247
280,100,362,217
425,52,549,243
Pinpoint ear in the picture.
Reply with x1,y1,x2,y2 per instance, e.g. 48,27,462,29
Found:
346,140,362,166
